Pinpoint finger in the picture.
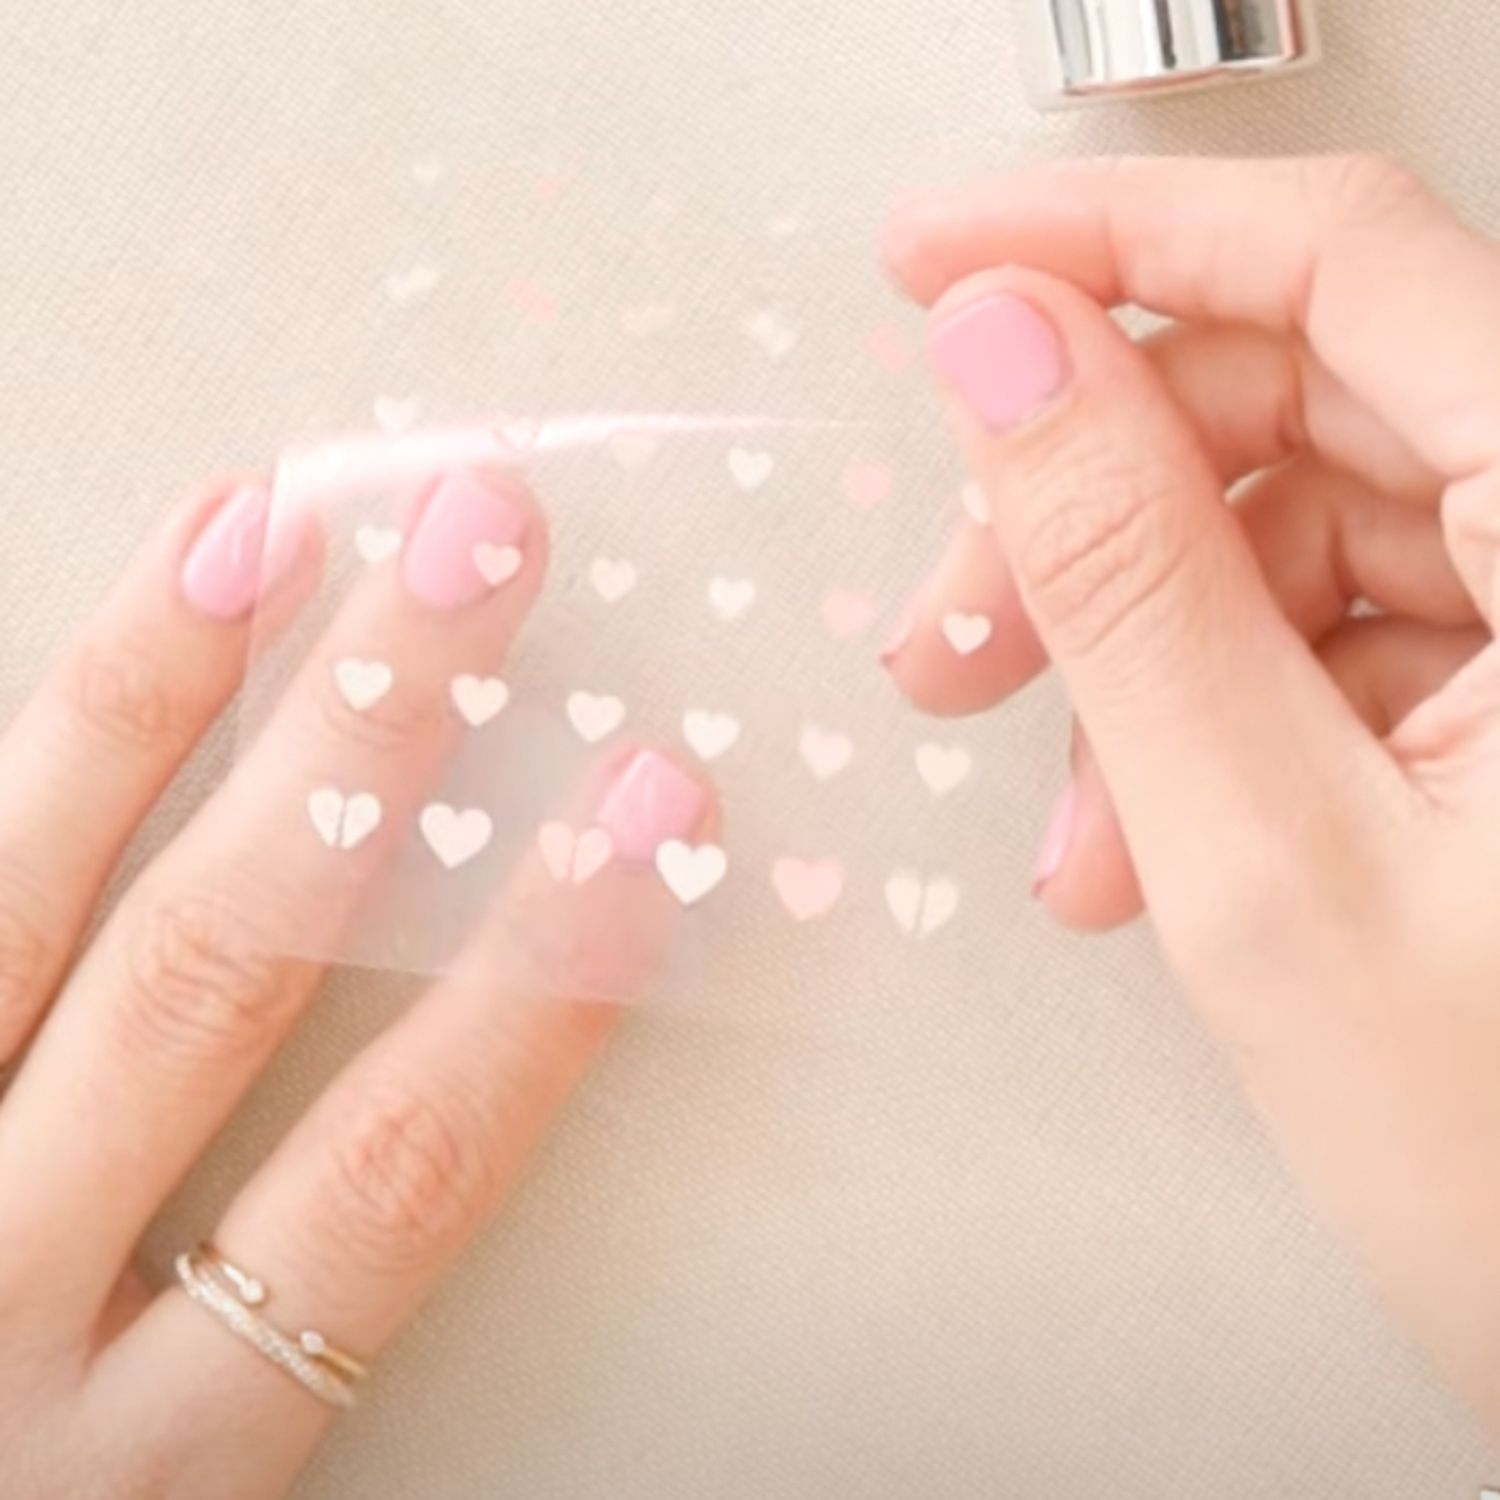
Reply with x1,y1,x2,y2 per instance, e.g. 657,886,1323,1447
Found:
0,466,546,1330
0,481,317,1065
105,748,715,1487
887,155,1500,486
1238,459,1476,638
888,445,1468,728
925,267,1400,939
1039,620,1488,931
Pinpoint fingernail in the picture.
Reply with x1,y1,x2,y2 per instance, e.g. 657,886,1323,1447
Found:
596,749,708,864
402,468,529,610
930,292,1069,432
879,605,917,664
1032,782,1077,896
181,483,299,621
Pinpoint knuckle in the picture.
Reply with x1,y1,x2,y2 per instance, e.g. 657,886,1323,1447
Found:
1012,448,1190,658
1303,153,1433,235
322,1077,492,1272
311,667,444,755
117,891,286,1066
0,863,59,1060
66,641,200,753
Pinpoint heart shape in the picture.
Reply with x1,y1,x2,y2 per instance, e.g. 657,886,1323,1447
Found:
820,589,876,640
497,416,543,452
941,612,993,657
506,278,558,322
307,788,383,852
707,576,757,621
567,691,625,744
589,557,639,603
374,395,421,434
473,542,523,588
538,823,615,885
655,840,728,907
915,743,973,797
608,431,660,471
355,525,403,565
741,308,800,360
334,658,394,713
384,263,441,305
799,726,854,782
728,448,774,492
842,461,893,510
420,803,494,870
450,674,509,728
771,857,845,922
885,871,960,937
683,710,741,763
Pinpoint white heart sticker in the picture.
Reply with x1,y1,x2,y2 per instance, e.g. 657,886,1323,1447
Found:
373,395,421,434
656,840,728,907
473,542,523,588
307,789,383,852
741,308,800,360
885,871,961,937
728,447,774,492
384,263,442,305
915,743,973,797
683,710,741,762
450,675,509,728
941,612,993,657
334,659,394,714
707,576,757,621
354,525,403,565
420,804,494,871
799,726,854,781
567,691,625,744
608,432,660,470
589,557,639,603
538,823,615,885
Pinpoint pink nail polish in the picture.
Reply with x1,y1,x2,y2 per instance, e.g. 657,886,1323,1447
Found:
929,293,1069,432
1032,782,1077,895
596,749,708,864
181,483,299,621
402,468,529,611
879,606,917,664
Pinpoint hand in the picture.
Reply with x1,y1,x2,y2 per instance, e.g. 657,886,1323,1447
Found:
0,467,713,1499
883,156,1500,1430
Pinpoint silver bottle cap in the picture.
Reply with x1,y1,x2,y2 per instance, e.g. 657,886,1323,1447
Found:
1019,0,1319,104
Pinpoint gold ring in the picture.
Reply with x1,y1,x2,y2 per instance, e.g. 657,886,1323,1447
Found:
175,1244,369,1409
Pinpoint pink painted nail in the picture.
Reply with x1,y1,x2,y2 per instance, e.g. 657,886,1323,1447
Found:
929,292,1069,431
181,483,300,621
1033,782,1078,896
596,749,708,864
879,605,917,664
402,468,529,611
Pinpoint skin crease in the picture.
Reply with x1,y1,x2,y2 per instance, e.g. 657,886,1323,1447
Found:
882,154,1500,1436
5,152,1500,1495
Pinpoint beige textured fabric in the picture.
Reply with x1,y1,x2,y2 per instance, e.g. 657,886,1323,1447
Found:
3,2,1500,1496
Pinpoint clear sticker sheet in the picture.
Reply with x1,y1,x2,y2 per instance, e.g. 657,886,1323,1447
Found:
230,0,1047,1005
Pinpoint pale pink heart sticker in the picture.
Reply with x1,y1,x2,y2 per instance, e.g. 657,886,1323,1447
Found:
868,322,916,374
820,589,877,640
771,857,845,922
842,461,893,511
473,542,523,588
507,279,558,323
538,823,614,885
534,176,567,204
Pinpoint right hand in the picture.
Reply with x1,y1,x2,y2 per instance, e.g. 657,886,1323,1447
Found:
883,155,1500,1431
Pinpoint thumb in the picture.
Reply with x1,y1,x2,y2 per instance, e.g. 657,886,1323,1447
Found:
926,269,1382,898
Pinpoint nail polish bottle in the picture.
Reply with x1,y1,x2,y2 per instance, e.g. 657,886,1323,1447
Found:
1017,0,1319,107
